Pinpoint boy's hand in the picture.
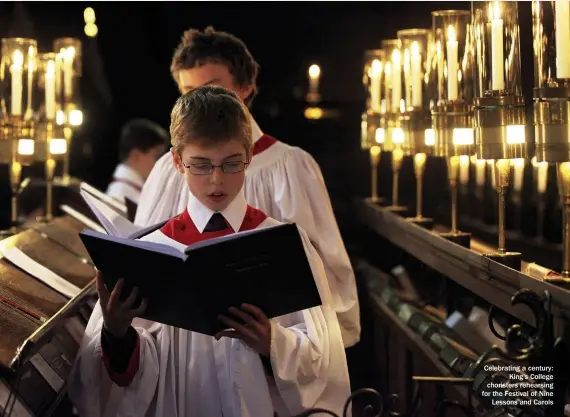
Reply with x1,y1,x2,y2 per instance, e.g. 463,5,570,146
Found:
96,270,147,338
216,304,271,357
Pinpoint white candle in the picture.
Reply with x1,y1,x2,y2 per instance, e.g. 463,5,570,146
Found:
370,59,382,112
391,49,401,113
411,42,422,107
404,48,411,106
11,50,23,116
63,47,75,98
384,62,391,112
45,60,56,120
447,26,459,100
491,1,505,90
555,1,570,79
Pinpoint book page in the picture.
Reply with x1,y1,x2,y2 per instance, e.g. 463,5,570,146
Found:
80,189,141,238
0,247,81,299
81,229,185,260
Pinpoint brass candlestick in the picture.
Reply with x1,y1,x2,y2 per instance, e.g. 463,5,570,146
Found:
532,0,570,286
472,0,526,270
370,145,382,203
386,145,407,215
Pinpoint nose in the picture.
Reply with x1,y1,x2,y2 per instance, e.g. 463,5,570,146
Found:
209,166,224,184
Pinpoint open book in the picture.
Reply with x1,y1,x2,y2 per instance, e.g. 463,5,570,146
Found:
79,223,322,336
79,186,141,238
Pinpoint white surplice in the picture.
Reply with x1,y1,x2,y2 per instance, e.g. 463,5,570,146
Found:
134,119,361,348
106,163,145,204
67,189,351,417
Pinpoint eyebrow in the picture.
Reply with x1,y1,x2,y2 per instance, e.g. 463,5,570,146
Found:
182,78,221,92
189,153,244,161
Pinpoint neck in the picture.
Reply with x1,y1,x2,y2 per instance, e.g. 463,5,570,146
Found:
124,160,145,181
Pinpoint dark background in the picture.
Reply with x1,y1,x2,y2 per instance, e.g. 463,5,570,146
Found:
0,1,538,230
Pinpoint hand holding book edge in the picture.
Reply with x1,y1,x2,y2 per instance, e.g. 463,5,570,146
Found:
215,303,271,357
96,271,148,338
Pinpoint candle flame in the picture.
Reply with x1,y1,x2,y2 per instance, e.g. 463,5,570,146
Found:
447,25,456,43
13,50,23,69
490,1,501,21
411,41,420,57
46,60,55,77
308,64,320,79
371,59,382,77
391,49,401,66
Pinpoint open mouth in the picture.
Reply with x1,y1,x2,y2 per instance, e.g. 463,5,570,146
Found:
208,192,227,201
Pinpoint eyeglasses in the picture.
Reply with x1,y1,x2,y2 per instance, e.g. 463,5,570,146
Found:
181,160,249,175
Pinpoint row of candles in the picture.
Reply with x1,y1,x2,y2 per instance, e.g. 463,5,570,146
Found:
0,37,83,236
361,0,570,283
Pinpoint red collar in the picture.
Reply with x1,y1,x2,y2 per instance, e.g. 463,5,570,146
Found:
253,134,278,156
160,205,268,245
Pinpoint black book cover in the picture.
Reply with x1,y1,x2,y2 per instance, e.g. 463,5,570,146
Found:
79,223,322,335
124,197,138,222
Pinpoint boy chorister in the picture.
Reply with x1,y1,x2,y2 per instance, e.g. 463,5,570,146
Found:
68,86,350,417
135,27,361,348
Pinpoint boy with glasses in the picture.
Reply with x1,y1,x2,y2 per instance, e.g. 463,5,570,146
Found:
135,27,360,349
68,86,350,417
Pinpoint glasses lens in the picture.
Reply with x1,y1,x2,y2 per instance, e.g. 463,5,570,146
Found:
223,161,245,173
190,163,213,175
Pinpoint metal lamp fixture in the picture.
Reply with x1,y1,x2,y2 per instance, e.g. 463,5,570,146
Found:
533,0,570,283
381,38,408,215
0,38,38,236
431,10,475,248
53,37,83,185
472,0,527,270
362,49,386,204
398,28,435,229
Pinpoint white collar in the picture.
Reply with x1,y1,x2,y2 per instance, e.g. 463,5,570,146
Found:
113,163,144,186
186,187,247,233
251,117,263,144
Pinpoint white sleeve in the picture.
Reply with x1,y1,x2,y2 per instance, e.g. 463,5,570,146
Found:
67,302,162,417
264,148,361,347
134,151,189,227
268,226,351,416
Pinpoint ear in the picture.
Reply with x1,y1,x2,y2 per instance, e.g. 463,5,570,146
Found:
171,148,186,175
238,84,254,103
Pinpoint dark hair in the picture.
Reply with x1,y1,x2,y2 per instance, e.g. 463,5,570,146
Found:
118,119,169,161
170,85,252,155
170,26,259,107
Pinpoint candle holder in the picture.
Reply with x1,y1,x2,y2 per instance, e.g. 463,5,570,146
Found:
532,0,570,283
398,28,435,229
53,37,82,184
0,38,38,236
381,39,408,215
362,49,386,205
431,10,474,247
472,0,527,270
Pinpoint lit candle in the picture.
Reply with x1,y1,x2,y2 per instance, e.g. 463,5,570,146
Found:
63,47,75,98
391,49,401,113
384,62,391,112
491,1,505,90
555,1,570,78
11,50,24,117
447,26,459,100
26,46,34,119
370,59,382,112
45,60,56,120
411,41,422,107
